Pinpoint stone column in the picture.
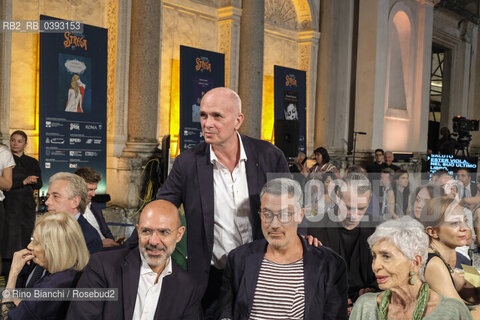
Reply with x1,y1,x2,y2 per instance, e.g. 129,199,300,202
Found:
121,0,161,157
299,31,320,154
0,0,12,144
218,4,242,92
238,0,264,139
315,0,355,154
113,0,161,209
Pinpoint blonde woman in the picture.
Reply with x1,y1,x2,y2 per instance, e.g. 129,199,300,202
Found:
1,211,89,320
422,197,480,319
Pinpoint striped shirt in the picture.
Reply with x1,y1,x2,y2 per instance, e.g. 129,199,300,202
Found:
250,258,305,320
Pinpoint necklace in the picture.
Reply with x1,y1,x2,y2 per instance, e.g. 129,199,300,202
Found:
378,282,430,320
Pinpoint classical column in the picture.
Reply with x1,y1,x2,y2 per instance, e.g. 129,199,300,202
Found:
238,0,264,139
0,0,12,144
299,31,320,154
218,5,242,92
121,0,161,157
112,0,161,209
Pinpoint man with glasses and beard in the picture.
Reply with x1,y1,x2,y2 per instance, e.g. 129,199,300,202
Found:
68,200,202,319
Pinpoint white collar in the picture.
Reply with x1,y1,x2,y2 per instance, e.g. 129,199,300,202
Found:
209,131,247,164
139,251,172,277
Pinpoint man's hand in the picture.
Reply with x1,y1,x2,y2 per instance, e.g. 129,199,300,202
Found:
102,238,120,247
303,235,322,247
23,175,39,185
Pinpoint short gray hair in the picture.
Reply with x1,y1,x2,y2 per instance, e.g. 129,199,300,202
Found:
49,172,88,214
368,216,429,280
260,178,303,208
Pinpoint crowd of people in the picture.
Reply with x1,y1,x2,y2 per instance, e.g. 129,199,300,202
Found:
0,87,479,319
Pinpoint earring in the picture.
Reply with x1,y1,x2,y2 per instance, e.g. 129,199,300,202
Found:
409,271,415,285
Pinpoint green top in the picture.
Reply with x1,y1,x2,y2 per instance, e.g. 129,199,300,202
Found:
350,292,473,320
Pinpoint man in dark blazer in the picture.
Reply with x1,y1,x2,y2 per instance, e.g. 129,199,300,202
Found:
45,172,102,254
457,168,478,199
216,178,348,320
75,167,119,247
67,200,202,320
154,87,290,313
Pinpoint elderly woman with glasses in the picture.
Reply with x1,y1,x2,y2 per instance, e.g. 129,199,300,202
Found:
350,216,472,319
1,211,89,320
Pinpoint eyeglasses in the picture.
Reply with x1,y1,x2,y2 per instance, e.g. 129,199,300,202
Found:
258,209,296,224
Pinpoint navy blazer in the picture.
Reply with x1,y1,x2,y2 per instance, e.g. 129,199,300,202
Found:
216,236,348,320
156,134,289,291
66,246,202,320
90,201,115,240
9,268,81,320
77,213,103,254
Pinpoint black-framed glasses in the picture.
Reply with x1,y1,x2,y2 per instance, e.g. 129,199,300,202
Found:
258,209,296,224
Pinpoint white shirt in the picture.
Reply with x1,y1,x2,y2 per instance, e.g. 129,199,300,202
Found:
463,183,472,199
83,203,105,240
0,145,15,201
211,132,252,269
132,253,172,320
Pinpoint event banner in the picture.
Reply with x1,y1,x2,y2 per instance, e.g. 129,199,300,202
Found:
39,15,107,194
274,65,307,153
429,154,478,179
179,45,224,151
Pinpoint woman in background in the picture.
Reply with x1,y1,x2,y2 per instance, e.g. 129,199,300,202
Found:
308,147,340,179
422,197,480,319
1,211,89,319
393,169,411,218
2,131,42,276
408,184,444,219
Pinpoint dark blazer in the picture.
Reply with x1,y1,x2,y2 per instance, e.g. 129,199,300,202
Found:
308,223,378,301
90,201,115,240
9,268,81,320
66,246,202,320
156,134,289,291
215,236,348,320
77,213,103,254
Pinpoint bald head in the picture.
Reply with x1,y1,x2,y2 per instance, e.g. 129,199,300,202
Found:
201,87,242,114
136,200,185,272
139,200,181,227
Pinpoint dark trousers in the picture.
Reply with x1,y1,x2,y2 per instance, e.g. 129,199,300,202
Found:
202,266,224,320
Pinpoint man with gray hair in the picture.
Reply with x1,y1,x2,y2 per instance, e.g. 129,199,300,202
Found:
45,172,102,254
216,178,348,319
308,173,378,312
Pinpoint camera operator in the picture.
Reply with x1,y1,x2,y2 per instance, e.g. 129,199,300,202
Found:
437,127,456,155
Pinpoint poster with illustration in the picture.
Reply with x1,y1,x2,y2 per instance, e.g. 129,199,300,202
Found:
57,53,92,113
39,15,107,194
274,66,307,153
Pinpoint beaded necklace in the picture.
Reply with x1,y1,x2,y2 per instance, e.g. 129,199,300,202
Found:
378,282,430,320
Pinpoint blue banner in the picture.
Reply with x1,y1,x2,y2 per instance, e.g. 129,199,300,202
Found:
179,45,224,151
274,66,307,153
39,15,107,194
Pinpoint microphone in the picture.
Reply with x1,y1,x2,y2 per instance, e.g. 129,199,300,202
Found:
355,131,367,135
